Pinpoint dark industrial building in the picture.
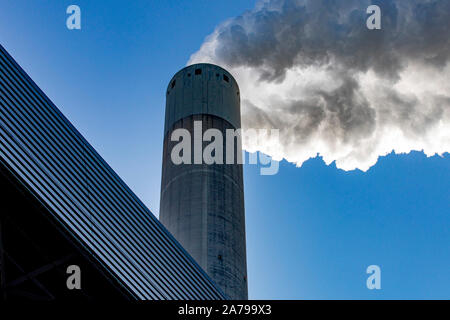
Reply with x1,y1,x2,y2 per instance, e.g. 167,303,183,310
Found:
160,64,248,300
0,44,227,300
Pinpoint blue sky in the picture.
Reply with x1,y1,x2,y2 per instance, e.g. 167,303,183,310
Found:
0,0,448,299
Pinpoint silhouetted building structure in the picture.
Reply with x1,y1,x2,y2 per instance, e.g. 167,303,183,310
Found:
0,45,225,300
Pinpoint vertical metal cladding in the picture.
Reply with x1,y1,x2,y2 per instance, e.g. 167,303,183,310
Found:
160,64,248,300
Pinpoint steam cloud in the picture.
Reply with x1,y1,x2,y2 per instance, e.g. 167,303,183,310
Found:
189,0,450,171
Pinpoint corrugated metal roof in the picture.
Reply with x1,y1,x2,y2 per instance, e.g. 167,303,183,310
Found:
0,44,227,300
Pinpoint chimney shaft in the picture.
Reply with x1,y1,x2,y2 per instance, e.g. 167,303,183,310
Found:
160,64,248,299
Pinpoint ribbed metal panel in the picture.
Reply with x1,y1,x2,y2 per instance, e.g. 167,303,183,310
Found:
0,44,226,300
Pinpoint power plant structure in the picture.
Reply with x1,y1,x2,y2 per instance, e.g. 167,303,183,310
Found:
0,45,227,300
160,64,248,300
0,43,246,300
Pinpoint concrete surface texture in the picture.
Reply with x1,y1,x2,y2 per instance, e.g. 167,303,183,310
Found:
160,64,248,300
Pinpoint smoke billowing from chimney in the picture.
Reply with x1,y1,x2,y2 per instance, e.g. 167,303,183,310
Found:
189,0,450,171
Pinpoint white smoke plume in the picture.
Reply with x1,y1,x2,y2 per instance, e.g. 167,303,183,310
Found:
189,0,450,171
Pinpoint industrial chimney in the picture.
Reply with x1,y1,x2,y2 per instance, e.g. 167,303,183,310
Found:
160,64,248,300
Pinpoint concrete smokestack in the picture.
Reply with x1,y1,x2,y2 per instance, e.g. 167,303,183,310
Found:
160,64,248,299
